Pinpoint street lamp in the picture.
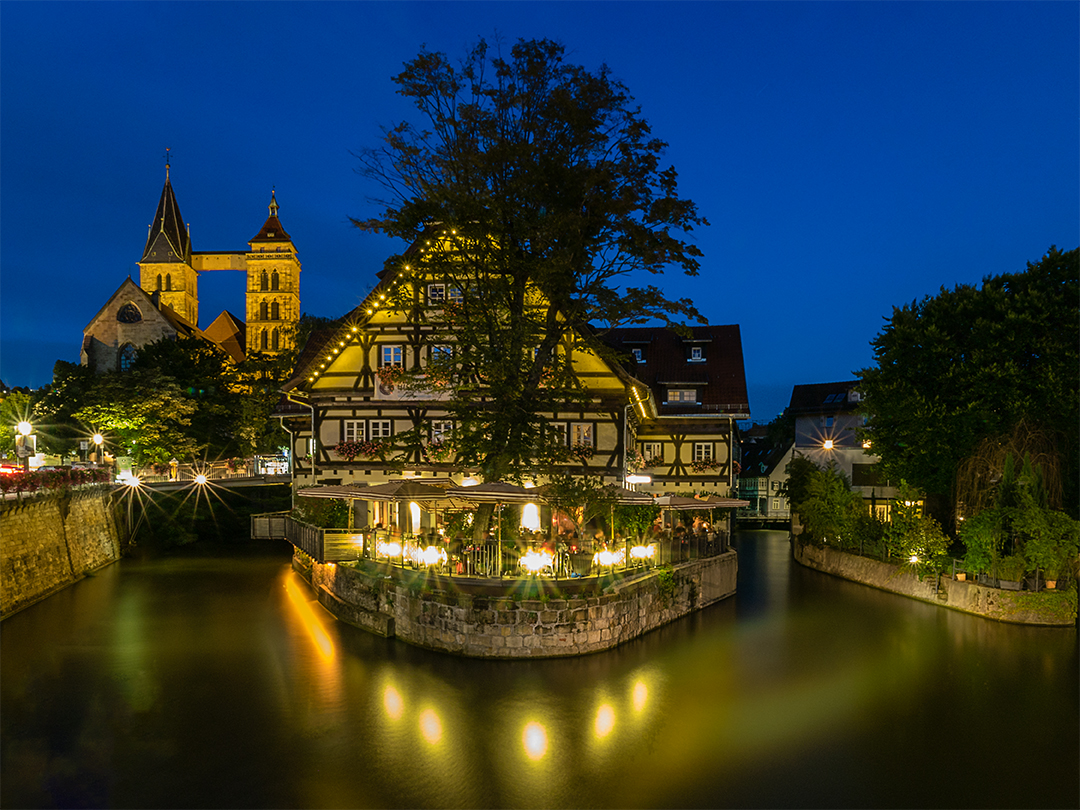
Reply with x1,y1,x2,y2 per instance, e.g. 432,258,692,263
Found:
16,421,34,472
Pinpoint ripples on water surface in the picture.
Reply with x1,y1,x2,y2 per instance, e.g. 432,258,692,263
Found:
2,531,1077,809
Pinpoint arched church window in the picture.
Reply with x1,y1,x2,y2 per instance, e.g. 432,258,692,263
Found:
156,274,162,291
260,271,268,291
260,301,269,320
272,328,280,351
271,271,279,291
116,303,142,323
165,274,172,291
119,343,137,372
271,301,280,320
260,330,269,351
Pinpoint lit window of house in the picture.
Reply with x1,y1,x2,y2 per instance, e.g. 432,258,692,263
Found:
343,420,364,442
431,420,453,442
381,345,403,367
640,441,662,460
693,443,713,461
668,388,696,403
369,420,392,439
572,423,594,446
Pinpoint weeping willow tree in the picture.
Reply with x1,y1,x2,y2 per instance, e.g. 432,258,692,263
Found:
954,420,1063,518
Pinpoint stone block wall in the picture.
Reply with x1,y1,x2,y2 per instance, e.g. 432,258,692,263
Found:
301,550,737,658
1,489,121,617
793,539,1076,626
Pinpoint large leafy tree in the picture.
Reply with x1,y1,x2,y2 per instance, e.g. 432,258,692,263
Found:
355,37,708,481
857,246,1079,517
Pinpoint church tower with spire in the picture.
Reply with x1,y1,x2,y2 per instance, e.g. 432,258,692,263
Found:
138,159,199,324
245,191,301,354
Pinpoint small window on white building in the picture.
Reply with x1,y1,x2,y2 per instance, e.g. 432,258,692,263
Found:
693,442,714,462
640,441,662,460
343,420,364,442
381,345,403,368
369,420,392,439
427,283,446,303
572,423,594,447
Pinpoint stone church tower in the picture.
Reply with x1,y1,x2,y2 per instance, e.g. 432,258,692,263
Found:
245,191,302,354
134,163,301,356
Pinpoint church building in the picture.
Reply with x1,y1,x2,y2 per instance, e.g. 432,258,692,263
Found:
81,163,302,372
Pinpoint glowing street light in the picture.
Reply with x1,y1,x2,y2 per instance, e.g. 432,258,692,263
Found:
15,421,33,471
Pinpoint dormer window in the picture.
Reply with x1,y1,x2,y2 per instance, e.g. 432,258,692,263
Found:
632,348,643,362
690,346,703,362
668,388,696,403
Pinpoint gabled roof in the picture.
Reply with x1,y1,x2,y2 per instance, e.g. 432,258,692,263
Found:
605,324,749,417
788,381,862,415
203,310,247,363
739,440,792,478
248,191,292,243
141,173,191,263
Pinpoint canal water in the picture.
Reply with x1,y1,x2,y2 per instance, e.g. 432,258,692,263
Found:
2,530,1077,809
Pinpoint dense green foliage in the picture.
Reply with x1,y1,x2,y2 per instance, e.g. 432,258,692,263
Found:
857,246,1079,513
356,37,707,481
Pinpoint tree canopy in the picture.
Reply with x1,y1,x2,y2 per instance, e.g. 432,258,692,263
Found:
354,37,708,481
857,246,1079,516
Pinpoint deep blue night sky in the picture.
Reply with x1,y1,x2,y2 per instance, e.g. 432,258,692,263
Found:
2,1,1077,421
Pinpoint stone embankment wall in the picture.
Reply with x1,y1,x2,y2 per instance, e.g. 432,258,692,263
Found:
294,550,737,657
794,540,1076,626
1,489,121,618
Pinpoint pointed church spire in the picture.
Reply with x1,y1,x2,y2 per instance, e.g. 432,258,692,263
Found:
269,188,279,218
141,153,191,263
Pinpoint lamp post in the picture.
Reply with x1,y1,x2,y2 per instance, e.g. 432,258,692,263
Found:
92,433,104,466
16,421,33,472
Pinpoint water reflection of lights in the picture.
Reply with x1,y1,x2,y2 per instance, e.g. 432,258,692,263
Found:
632,680,649,712
419,708,443,744
594,704,615,738
522,722,548,761
285,577,334,659
383,685,404,720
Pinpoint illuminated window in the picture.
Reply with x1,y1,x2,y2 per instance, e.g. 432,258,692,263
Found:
369,420,392,439
572,423,593,446
640,441,662,460
381,345,403,367
668,388,696,403
343,420,364,442
693,443,713,461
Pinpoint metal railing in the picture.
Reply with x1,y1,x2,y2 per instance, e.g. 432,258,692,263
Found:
253,512,732,579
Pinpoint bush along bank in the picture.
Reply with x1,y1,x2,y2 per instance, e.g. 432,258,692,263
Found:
787,458,1078,626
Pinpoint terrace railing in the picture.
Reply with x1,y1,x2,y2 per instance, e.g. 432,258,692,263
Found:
252,512,731,579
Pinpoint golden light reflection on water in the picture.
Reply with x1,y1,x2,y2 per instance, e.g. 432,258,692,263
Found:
383,685,404,720
419,708,443,744
632,679,648,712
594,704,615,738
522,721,548,761
284,576,334,660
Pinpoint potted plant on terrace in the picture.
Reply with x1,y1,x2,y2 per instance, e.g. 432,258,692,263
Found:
995,554,1026,590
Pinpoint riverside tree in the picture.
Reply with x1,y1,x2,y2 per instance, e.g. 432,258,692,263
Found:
857,246,1079,518
354,37,708,482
